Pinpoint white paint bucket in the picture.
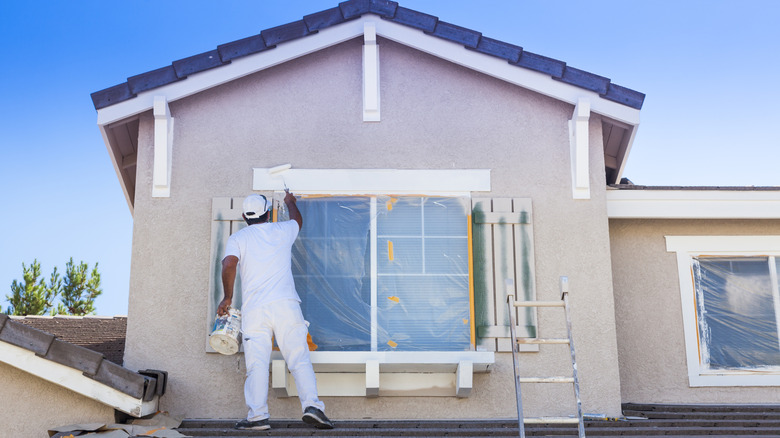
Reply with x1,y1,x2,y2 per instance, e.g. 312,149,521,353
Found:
209,307,242,355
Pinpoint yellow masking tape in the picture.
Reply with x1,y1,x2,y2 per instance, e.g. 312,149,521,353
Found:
388,296,400,303
387,340,398,348
388,240,394,261
462,319,469,325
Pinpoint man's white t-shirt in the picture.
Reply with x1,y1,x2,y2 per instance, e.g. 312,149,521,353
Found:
224,220,301,311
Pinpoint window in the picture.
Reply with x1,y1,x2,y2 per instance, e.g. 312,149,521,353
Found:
280,195,472,352
666,236,780,386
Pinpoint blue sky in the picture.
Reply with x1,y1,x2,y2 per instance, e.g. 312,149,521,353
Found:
1,1,778,316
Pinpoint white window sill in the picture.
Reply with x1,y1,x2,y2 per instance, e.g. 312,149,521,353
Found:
270,351,494,398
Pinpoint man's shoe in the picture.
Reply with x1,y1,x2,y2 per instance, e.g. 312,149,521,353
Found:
235,418,271,430
302,406,334,429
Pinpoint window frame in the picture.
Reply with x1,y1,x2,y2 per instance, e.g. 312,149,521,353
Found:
666,235,780,387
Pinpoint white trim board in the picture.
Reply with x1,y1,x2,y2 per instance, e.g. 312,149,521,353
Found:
0,340,159,417
666,235,780,387
607,189,780,219
253,168,490,195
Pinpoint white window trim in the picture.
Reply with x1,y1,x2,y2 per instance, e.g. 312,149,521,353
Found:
253,168,490,195
666,235,780,387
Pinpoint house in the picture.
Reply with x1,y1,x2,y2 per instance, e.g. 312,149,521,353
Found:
5,1,779,435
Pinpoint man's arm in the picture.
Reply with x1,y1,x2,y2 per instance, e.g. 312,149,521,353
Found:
285,190,303,230
217,255,238,316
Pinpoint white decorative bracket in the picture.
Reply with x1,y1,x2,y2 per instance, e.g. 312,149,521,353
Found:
569,98,590,199
152,96,174,197
363,22,380,122
366,360,380,397
272,359,289,397
456,360,473,398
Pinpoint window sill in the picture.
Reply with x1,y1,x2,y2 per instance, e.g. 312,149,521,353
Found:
270,351,494,397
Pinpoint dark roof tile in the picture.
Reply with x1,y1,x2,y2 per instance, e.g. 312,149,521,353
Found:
369,0,398,17
471,36,522,63
385,6,437,32
340,0,370,19
127,66,180,94
92,359,148,400
557,66,610,94
45,339,104,375
512,51,566,78
260,20,312,47
0,319,54,355
91,83,135,110
426,21,481,49
172,49,226,78
304,7,350,32
338,0,397,18
602,83,645,110
218,34,270,62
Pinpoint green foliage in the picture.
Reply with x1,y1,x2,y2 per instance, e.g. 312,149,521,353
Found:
57,258,102,316
5,258,102,316
5,260,60,315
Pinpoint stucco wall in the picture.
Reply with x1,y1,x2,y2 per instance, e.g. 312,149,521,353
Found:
123,37,622,419
0,362,115,437
609,218,780,404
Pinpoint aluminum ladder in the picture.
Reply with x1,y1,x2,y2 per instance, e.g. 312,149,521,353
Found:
506,276,585,438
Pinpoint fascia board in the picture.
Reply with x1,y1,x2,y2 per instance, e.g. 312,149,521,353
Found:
607,189,780,219
0,340,158,417
373,20,641,126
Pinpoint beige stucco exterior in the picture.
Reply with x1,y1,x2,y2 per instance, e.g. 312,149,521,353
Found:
121,37,623,419
0,362,115,437
609,218,780,404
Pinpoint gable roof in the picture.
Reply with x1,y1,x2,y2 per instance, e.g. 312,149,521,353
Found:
92,0,645,212
91,0,644,111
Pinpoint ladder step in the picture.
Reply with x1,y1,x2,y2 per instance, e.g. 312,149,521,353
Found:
523,417,580,424
516,338,569,344
512,300,565,307
519,377,575,383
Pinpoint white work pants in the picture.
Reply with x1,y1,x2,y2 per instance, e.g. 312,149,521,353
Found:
242,299,324,421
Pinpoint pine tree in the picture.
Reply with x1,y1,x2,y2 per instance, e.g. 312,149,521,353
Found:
5,260,61,315
57,257,102,316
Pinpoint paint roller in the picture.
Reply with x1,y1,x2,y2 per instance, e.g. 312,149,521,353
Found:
268,163,291,192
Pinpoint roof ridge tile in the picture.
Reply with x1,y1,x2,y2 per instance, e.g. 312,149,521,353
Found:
384,6,437,32
425,20,481,49
260,19,313,48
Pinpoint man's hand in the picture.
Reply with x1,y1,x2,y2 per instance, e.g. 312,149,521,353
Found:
284,190,297,205
217,298,232,316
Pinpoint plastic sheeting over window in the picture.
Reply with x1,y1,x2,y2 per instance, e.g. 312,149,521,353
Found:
276,195,471,352
692,256,780,370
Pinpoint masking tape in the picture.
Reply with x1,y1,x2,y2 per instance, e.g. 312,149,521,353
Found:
387,340,398,348
388,296,400,303
388,240,394,261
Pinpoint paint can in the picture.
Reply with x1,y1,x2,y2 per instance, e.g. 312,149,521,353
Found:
209,307,242,355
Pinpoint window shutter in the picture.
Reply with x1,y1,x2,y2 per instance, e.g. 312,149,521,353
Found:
206,197,246,351
471,198,537,352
